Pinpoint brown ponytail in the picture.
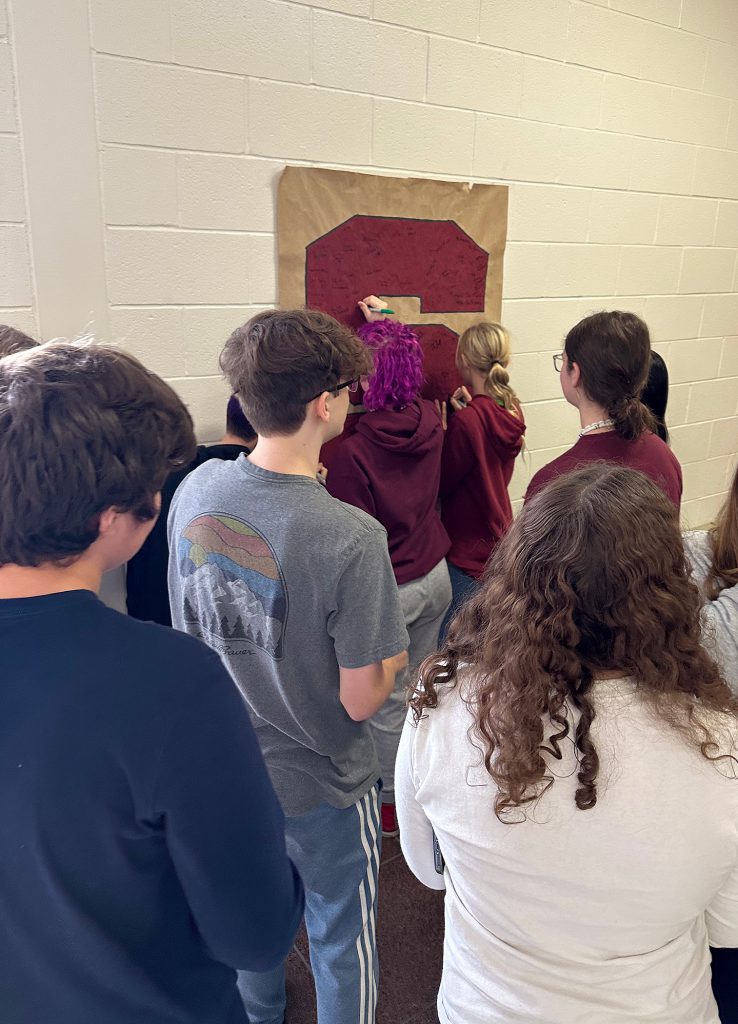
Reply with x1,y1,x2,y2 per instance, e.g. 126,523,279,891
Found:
565,311,655,441
608,394,655,442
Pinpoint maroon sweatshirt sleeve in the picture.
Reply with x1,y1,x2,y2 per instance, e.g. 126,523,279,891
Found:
440,410,478,498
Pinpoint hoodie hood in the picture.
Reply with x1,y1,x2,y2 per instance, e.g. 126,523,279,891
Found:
468,394,526,457
355,398,442,455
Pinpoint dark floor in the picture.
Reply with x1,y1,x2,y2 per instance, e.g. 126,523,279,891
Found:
284,836,444,1024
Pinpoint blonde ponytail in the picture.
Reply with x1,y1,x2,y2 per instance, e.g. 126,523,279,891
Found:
458,321,521,417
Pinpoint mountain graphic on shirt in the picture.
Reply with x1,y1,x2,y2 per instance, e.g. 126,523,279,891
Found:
178,513,287,659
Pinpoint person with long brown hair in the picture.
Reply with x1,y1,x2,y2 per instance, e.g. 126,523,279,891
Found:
525,311,682,506
685,461,738,692
396,464,738,1024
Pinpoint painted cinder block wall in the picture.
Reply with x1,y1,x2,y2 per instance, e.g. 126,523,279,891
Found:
2,0,737,525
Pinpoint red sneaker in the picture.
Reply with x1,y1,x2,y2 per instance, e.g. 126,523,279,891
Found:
381,802,400,838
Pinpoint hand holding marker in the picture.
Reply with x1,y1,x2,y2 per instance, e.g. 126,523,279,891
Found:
358,295,394,323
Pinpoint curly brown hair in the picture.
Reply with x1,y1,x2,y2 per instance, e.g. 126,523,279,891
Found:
411,464,738,821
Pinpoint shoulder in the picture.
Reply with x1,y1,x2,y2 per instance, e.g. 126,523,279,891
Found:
329,431,366,468
174,453,241,499
107,605,223,666
90,602,231,696
417,397,441,420
168,460,241,536
600,684,738,769
446,402,478,436
467,395,502,418
640,431,682,468
684,530,712,582
468,395,526,436
640,430,677,454
411,669,476,736
191,453,244,482
639,430,672,449
407,672,481,768
527,444,577,492
327,491,387,538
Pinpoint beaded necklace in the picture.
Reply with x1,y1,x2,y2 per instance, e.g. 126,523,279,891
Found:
579,418,615,438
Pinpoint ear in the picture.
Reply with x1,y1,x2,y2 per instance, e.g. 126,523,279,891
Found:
568,359,582,389
97,507,119,537
313,391,331,425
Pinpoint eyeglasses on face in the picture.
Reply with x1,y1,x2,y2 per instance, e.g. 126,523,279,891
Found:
552,352,565,372
305,378,360,403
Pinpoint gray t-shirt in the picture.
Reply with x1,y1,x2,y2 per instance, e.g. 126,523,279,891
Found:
168,455,409,815
684,530,738,694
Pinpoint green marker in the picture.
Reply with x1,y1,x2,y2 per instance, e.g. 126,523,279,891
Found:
367,305,394,314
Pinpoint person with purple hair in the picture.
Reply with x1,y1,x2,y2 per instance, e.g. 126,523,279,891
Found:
126,395,257,626
327,296,452,838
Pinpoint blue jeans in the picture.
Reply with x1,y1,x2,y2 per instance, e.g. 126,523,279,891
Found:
238,786,381,1024
438,561,481,645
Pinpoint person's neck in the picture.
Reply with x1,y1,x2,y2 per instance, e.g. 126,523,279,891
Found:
0,559,101,600
247,433,323,478
215,432,254,447
577,399,613,434
467,369,488,397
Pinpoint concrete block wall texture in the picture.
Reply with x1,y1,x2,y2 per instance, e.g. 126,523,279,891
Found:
0,0,36,336
3,0,738,528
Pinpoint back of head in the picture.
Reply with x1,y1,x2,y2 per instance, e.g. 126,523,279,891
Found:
360,320,424,412
565,311,655,440
225,394,257,445
708,461,738,599
0,325,38,359
457,321,521,414
415,463,735,819
220,308,372,435
0,343,195,566
641,351,670,443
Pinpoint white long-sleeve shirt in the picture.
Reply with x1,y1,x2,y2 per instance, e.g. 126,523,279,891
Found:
684,530,738,693
396,675,738,1024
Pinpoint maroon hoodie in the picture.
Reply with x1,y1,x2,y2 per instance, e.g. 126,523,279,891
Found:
326,398,450,585
440,394,526,579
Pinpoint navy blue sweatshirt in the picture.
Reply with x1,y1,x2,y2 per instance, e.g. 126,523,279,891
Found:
0,590,304,1024
127,443,250,627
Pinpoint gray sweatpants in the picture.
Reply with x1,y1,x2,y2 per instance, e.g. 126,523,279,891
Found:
370,556,452,805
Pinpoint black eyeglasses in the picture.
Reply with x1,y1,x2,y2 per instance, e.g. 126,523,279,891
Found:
305,378,360,403
552,352,565,372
